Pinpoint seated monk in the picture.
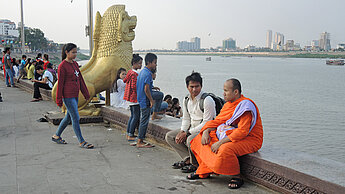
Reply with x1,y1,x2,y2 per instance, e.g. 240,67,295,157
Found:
188,78,263,190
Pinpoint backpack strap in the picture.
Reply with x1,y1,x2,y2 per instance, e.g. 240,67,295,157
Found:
199,93,209,113
184,95,190,114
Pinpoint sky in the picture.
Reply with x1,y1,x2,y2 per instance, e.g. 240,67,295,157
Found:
1,0,345,50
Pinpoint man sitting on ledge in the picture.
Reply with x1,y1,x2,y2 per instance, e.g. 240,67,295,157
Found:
188,78,263,190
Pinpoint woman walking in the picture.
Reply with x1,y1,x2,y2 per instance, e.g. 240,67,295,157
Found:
52,43,94,149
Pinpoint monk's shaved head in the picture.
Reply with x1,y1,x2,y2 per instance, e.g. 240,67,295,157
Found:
226,78,241,94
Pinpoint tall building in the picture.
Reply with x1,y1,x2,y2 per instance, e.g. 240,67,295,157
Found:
176,37,201,51
222,38,236,51
273,32,284,51
266,30,272,49
311,40,319,51
190,37,200,50
319,32,331,51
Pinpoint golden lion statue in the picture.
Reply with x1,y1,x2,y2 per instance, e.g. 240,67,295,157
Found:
52,5,137,116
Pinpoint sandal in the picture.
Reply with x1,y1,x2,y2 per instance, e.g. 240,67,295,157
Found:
30,98,40,102
51,137,67,144
186,172,210,180
172,160,189,169
80,141,94,149
136,142,155,148
127,136,136,141
181,164,197,173
228,178,244,189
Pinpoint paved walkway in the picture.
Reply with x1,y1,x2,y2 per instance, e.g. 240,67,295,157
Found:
0,81,273,194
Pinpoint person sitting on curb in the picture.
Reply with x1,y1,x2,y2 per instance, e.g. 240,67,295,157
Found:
166,72,216,173
188,79,263,190
30,65,53,102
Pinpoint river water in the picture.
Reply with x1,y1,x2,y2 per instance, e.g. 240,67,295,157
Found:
79,54,345,163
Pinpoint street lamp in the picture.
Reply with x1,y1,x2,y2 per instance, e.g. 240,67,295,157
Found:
20,0,25,55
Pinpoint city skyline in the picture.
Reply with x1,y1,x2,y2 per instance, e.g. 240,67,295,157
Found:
2,0,345,50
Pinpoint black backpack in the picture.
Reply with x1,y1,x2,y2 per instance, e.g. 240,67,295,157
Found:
185,93,225,116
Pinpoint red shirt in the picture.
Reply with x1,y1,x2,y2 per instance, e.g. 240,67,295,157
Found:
123,69,138,103
56,60,90,106
43,61,49,70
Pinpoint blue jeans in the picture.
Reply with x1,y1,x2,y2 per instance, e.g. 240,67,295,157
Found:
152,90,163,113
151,101,168,114
138,107,151,140
127,104,140,136
5,68,14,86
55,98,85,143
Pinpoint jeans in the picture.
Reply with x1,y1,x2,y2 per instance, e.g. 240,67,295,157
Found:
55,98,85,143
138,107,151,140
127,104,140,136
152,90,163,113
5,68,14,86
151,101,168,114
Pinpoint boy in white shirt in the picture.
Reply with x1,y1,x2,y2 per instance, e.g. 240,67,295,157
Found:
30,65,53,102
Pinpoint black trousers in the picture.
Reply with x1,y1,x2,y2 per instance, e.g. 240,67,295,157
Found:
33,82,51,99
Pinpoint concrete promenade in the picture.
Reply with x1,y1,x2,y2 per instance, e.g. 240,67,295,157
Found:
0,81,272,193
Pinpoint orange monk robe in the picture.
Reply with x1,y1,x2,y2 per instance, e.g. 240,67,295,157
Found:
190,95,263,176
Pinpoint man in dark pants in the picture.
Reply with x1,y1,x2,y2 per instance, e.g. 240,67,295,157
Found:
31,65,53,102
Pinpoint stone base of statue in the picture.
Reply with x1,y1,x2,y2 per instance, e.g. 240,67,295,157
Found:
44,111,103,126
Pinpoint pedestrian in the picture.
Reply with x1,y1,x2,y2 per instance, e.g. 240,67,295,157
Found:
3,47,15,87
133,53,159,148
17,55,27,83
110,67,128,108
52,43,94,149
123,54,143,141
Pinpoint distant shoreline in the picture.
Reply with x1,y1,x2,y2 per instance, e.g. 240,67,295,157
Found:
135,51,345,59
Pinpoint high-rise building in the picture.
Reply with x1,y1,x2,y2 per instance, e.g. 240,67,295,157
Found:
274,32,284,51
285,40,294,51
319,32,331,51
176,37,201,51
190,37,200,50
266,30,272,49
222,38,236,51
311,40,319,51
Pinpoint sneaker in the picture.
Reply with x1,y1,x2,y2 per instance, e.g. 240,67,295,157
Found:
6,85,10,87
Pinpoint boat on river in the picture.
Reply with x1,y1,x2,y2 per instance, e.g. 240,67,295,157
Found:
326,59,344,66
206,57,211,61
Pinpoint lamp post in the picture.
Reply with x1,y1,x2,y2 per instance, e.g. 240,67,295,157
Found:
20,0,25,55
87,0,93,56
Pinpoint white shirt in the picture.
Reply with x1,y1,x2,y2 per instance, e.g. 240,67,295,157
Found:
181,91,216,134
43,70,54,88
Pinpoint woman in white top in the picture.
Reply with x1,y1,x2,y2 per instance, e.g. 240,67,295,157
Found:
110,68,128,108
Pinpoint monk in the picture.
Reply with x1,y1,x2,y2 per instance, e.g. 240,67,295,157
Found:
188,78,263,189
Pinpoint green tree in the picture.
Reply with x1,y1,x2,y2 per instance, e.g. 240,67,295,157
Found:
18,27,48,51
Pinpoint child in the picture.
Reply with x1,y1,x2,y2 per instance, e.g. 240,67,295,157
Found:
17,55,27,83
123,54,142,141
52,43,93,149
27,59,36,80
43,54,50,70
110,68,128,108
171,98,183,118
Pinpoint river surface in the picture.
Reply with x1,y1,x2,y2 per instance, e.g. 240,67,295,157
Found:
80,55,345,163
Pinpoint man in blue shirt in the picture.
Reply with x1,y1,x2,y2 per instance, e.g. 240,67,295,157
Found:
135,53,159,148
17,55,27,83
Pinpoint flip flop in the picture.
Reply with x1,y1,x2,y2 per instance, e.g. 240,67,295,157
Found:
30,99,40,102
136,142,155,148
51,137,67,144
186,172,210,180
228,177,244,189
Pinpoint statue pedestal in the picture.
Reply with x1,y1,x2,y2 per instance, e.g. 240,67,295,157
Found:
44,111,103,125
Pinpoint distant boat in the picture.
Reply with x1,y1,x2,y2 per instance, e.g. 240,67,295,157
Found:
326,59,344,66
206,57,211,61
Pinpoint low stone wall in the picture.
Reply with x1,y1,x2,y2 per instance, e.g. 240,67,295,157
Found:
101,106,345,194
3,71,345,193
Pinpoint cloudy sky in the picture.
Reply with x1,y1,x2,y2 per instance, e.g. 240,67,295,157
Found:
2,0,345,50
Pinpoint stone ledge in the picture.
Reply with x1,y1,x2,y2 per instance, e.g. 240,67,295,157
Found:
101,106,345,194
